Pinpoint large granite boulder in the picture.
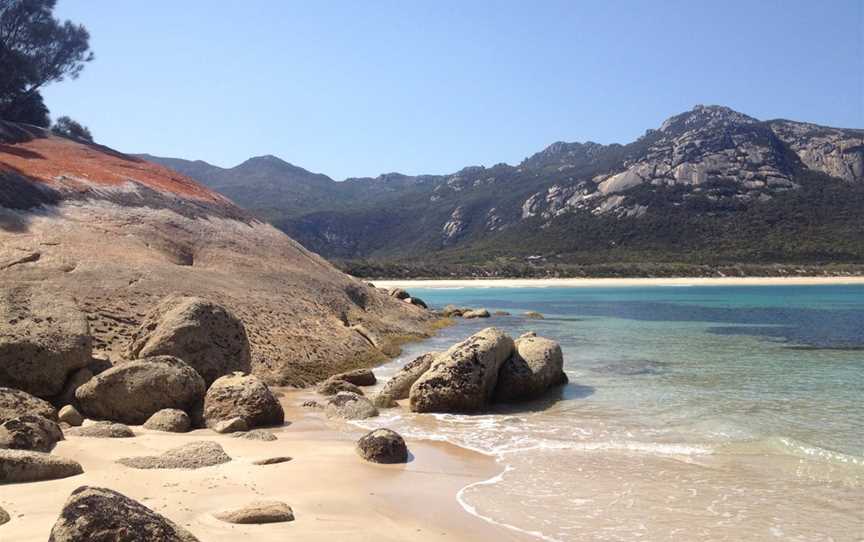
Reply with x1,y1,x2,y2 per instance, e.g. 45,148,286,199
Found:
324,392,378,420
213,501,294,524
117,441,231,470
203,373,284,429
409,328,514,413
0,449,83,483
373,352,437,408
76,356,205,425
494,335,567,402
48,486,199,542
126,295,252,387
0,289,92,397
0,387,57,423
143,409,191,433
0,414,63,452
356,428,408,464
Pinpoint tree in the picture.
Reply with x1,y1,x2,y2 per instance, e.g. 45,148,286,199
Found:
51,115,91,141
0,0,93,125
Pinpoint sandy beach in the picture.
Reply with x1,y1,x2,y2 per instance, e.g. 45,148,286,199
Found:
373,276,864,289
2,390,527,542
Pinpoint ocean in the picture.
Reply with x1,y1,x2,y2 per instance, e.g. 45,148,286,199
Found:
355,285,864,541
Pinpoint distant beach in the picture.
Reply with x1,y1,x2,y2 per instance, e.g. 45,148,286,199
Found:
374,276,864,289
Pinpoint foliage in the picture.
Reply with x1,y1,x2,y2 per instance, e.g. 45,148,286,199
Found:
51,115,92,141
0,0,93,123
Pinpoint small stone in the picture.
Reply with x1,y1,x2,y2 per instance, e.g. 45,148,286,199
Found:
58,405,84,427
213,417,248,434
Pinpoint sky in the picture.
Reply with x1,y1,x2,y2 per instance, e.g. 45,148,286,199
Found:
43,0,864,180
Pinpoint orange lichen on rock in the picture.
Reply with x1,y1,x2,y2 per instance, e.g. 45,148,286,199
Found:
0,133,227,204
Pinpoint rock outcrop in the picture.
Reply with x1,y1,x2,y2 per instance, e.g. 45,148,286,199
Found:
0,288,92,397
213,501,294,524
76,356,205,425
0,387,57,423
203,373,284,429
0,415,63,452
410,328,514,413
49,486,199,542
126,296,252,387
494,335,567,402
324,392,379,420
143,409,191,432
118,441,231,470
0,449,83,483
356,428,408,464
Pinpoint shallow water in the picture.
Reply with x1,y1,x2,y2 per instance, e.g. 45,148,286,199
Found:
356,285,864,541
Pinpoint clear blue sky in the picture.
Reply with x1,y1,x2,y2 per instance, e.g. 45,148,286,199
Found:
43,0,863,180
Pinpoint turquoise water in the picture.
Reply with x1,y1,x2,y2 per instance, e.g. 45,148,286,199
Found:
357,285,864,541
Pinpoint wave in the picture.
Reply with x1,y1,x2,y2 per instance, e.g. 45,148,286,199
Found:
726,436,864,468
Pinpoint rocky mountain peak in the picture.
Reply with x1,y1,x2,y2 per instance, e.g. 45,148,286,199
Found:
659,105,758,135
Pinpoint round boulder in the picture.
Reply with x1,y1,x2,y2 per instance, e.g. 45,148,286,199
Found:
0,290,92,398
76,355,205,425
0,387,57,424
49,486,199,542
126,295,252,387
0,449,83,483
58,405,84,427
203,373,284,429
0,415,64,452
143,409,191,433
324,392,378,420
494,335,567,402
356,428,408,464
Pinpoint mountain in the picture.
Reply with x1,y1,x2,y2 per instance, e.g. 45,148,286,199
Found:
141,106,864,277
1,121,433,385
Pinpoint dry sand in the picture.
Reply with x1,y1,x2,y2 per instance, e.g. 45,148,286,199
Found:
374,276,864,289
1,391,527,542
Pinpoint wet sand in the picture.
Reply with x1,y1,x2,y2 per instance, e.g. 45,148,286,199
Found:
2,391,527,542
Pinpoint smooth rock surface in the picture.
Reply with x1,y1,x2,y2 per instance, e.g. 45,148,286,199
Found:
76,355,205,425
58,405,84,427
126,295,252,387
0,448,83,483
48,486,199,542
410,328,514,413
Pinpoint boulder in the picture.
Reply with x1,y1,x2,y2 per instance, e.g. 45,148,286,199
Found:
0,290,92,397
232,429,277,441
409,328,514,413
48,486,199,542
332,368,376,386
126,295,252,387
143,409,191,433
0,505,8,525
76,356,205,425
493,310,511,316
51,367,93,409
524,311,545,319
118,441,231,470
252,456,292,465
213,501,294,524
317,377,364,396
324,392,379,420
58,405,84,427
441,305,464,317
212,417,247,434
203,373,284,429
68,421,134,438
0,415,63,452
0,387,57,423
387,287,410,300
0,449,83,483
356,428,408,464
374,352,437,408
405,297,428,309
462,309,490,319
494,336,567,402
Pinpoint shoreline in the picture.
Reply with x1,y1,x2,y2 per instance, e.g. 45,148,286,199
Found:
372,275,864,289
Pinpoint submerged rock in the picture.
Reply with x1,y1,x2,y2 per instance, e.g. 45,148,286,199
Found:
356,428,408,464
462,308,490,319
49,486,199,542
213,501,294,524
524,311,545,319
75,355,205,425
410,327,514,413
203,372,284,429
126,295,252,387
118,441,231,470
0,449,83,483
494,335,567,402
